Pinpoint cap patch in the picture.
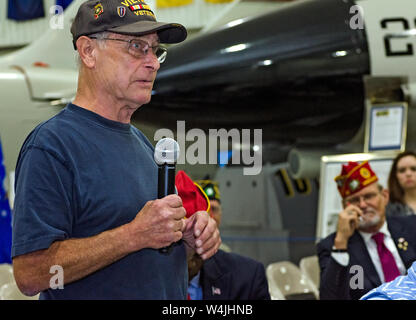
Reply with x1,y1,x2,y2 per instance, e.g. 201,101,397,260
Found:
117,6,126,17
129,4,156,19
360,167,371,179
94,3,104,19
349,179,360,191
120,2,155,18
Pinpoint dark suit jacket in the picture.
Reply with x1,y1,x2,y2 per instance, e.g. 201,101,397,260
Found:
317,215,416,300
199,250,270,300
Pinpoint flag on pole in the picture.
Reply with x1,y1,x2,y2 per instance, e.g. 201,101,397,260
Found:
0,138,12,264
56,0,74,11
7,0,45,21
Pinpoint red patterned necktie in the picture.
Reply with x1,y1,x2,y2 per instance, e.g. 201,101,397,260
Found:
372,232,401,282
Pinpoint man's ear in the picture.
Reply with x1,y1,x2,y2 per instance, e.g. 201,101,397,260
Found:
381,188,389,205
76,36,97,69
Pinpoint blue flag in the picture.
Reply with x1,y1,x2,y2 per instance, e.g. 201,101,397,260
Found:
56,0,74,10
0,138,12,264
8,0,45,21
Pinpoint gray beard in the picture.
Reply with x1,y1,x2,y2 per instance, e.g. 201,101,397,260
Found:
358,211,381,230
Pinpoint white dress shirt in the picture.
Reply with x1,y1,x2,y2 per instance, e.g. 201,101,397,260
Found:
358,222,406,282
331,221,406,282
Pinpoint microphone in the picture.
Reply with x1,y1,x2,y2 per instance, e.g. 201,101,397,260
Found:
154,137,180,254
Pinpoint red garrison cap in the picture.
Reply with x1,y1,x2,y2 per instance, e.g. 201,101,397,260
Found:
175,170,210,218
334,160,378,198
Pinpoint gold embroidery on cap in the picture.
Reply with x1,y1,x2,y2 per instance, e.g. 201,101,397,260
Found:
94,3,104,19
360,167,371,179
128,3,155,18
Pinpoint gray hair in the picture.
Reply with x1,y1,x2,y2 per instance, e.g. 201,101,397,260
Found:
88,31,110,48
76,31,110,68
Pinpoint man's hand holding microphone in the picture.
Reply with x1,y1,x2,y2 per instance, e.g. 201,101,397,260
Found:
125,138,221,259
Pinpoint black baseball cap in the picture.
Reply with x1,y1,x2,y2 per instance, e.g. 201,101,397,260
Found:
71,0,187,50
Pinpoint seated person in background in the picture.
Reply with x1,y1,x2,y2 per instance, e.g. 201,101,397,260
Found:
317,161,416,300
196,178,231,252
176,171,270,300
186,250,270,300
387,151,416,216
361,261,416,300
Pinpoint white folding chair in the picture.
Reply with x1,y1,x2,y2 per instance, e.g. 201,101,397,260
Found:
0,281,39,300
0,264,14,288
299,255,320,297
266,261,318,300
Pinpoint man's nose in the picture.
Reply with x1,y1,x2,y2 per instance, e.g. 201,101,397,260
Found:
358,196,367,208
144,51,160,70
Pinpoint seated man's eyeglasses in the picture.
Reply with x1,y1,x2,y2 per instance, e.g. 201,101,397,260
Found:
89,36,168,63
344,192,380,206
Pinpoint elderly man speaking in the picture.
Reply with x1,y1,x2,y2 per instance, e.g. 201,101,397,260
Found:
11,0,221,300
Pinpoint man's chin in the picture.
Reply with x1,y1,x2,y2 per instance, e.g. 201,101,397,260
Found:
133,96,151,106
358,214,381,230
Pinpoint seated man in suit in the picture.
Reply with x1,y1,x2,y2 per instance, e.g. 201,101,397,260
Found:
176,172,270,300
187,249,270,300
317,161,416,300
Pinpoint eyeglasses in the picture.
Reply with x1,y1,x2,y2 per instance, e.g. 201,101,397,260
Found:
344,192,380,206
89,37,168,63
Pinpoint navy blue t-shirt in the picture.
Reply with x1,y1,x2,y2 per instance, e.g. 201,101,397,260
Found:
12,104,187,299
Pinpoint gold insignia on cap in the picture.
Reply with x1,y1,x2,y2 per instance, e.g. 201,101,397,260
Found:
360,167,371,179
94,3,104,19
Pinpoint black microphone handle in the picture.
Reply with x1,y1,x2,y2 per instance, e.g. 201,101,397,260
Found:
158,164,176,199
158,163,176,254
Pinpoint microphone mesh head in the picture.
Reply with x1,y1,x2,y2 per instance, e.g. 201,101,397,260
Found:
154,138,180,165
